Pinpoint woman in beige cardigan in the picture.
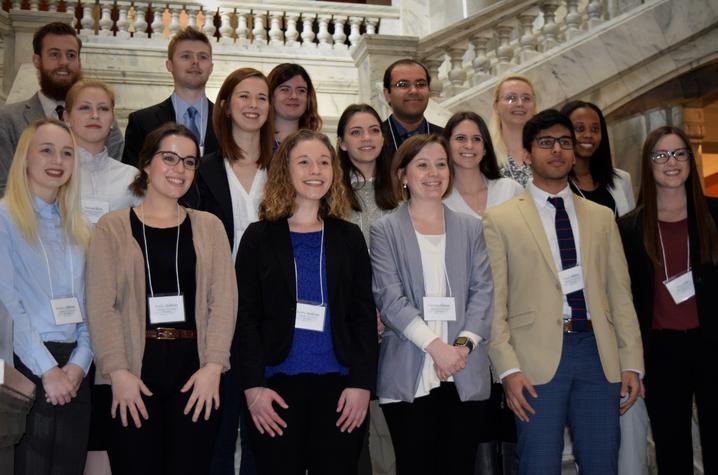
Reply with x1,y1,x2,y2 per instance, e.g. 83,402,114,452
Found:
86,123,237,475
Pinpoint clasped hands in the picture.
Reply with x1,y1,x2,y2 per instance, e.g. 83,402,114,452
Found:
426,337,469,381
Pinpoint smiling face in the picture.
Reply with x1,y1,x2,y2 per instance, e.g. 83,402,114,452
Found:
528,124,575,191
144,134,198,200
569,107,601,160
65,86,113,151
400,142,450,202
33,33,82,101
651,133,691,191
166,40,213,91
339,111,383,167
494,79,536,128
26,123,76,203
449,119,486,172
289,138,333,206
227,76,269,133
383,63,430,124
272,74,308,122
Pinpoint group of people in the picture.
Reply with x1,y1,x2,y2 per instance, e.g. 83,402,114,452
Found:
0,21,716,475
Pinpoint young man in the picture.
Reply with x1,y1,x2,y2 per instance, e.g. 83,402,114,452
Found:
482,109,644,475
0,21,123,195
122,27,217,166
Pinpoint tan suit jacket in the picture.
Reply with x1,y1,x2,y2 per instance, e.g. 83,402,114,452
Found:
482,190,643,385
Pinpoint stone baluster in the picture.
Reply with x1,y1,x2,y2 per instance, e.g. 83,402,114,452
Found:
365,17,378,34
219,8,234,44
424,58,444,98
10,0,20,10
332,16,347,49
81,4,94,33
587,0,604,29
445,46,467,95
202,8,217,39
134,3,149,38
348,17,363,49
116,2,132,39
252,11,268,46
540,1,561,51
470,33,493,86
300,13,316,48
98,3,114,37
518,7,539,63
316,14,333,49
268,11,285,46
28,0,39,11
284,13,300,47
235,9,250,46
46,0,57,12
494,22,515,75
150,4,166,38
66,3,78,30
564,0,583,39
186,6,199,29
168,5,182,37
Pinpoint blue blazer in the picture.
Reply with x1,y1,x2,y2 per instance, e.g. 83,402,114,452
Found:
370,202,494,402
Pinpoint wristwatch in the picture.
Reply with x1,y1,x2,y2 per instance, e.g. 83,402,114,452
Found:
453,336,474,353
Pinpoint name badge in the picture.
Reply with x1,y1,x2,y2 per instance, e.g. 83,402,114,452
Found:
82,199,110,224
148,294,186,324
423,296,456,321
559,265,584,295
51,297,83,325
663,271,695,304
295,302,326,332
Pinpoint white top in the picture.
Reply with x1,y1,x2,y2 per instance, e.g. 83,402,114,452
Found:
79,147,141,225
444,176,523,219
610,168,636,217
225,159,267,260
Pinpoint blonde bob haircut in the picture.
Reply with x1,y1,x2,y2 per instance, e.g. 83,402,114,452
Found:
259,129,350,221
4,118,90,248
65,79,116,112
489,73,537,168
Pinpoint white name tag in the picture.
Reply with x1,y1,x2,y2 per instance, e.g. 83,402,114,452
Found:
559,265,584,295
51,297,83,325
82,199,110,224
148,294,186,324
295,302,326,332
423,296,456,321
663,271,695,304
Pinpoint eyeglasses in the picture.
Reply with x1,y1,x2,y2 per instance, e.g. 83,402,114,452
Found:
535,136,574,150
155,151,200,170
392,79,429,90
650,148,691,164
500,94,534,105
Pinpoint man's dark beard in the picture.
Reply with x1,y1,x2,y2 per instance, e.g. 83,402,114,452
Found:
38,69,81,101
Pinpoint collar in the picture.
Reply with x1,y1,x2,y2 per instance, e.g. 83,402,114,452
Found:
528,181,574,210
37,91,64,119
389,115,429,140
32,194,60,218
78,146,110,168
171,91,207,119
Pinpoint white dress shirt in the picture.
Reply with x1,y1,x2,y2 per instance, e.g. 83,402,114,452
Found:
225,159,267,260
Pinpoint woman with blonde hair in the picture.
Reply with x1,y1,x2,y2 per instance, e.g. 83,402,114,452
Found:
236,129,377,474
489,74,538,187
0,118,93,474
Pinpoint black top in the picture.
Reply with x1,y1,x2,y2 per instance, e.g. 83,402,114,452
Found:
570,182,617,216
130,209,197,329
380,117,444,165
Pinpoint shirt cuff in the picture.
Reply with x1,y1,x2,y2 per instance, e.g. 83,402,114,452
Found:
623,368,644,379
499,368,521,381
68,346,93,375
457,330,481,349
403,317,440,351
32,345,59,376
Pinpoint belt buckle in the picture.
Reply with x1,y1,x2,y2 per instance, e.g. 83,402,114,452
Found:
155,327,176,340
563,320,576,333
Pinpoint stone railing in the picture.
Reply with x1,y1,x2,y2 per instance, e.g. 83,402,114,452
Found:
416,0,612,97
3,0,399,50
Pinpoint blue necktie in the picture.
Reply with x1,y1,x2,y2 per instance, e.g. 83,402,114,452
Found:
547,196,588,331
186,106,201,142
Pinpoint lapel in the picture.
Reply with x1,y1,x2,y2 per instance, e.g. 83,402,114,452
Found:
324,218,341,309
267,219,296,300
24,93,44,124
573,196,592,280
396,203,426,303
156,96,176,124
205,101,217,147
516,191,559,278
199,153,234,241
443,205,464,296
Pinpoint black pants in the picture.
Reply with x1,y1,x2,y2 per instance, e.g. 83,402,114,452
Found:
645,329,718,475
249,373,366,475
381,382,486,475
107,339,220,475
13,342,91,475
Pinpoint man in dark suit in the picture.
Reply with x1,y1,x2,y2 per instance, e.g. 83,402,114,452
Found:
381,59,443,162
0,21,123,196
122,27,217,166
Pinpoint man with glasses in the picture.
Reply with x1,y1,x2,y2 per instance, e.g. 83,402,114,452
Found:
381,59,443,161
483,109,644,474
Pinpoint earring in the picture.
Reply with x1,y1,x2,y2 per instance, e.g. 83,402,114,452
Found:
402,183,407,189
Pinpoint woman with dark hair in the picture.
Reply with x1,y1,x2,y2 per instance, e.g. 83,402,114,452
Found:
267,63,323,151
371,134,494,475
86,123,238,475
560,101,635,216
236,129,377,474
618,126,718,474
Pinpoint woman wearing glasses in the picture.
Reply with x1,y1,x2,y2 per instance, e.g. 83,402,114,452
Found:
489,74,538,187
86,123,237,475
618,126,718,474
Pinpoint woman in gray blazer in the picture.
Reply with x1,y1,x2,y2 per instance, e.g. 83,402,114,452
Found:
370,134,494,475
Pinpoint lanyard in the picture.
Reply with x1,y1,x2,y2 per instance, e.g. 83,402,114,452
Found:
37,233,75,299
293,224,325,305
140,204,181,297
388,115,429,151
570,179,618,216
657,222,690,281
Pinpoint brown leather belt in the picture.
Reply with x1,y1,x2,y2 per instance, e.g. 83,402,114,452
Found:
563,320,593,333
145,327,196,340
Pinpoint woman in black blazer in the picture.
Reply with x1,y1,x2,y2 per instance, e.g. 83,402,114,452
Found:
618,126,718,475
235,129,378,474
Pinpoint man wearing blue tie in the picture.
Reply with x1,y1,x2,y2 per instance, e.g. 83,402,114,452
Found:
482,109,644,474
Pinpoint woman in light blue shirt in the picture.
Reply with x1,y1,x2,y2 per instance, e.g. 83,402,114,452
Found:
0,118,93,475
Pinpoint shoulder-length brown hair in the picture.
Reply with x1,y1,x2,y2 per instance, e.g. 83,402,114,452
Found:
637,125,718,266
259,129,350,221
213,67,274,168
267,63,323,132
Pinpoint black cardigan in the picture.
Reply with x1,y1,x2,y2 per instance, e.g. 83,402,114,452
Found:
234,217,378,391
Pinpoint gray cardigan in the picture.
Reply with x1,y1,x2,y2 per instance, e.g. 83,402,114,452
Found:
370,202,494,402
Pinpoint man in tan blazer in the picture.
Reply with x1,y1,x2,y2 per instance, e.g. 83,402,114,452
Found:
482,109,643,475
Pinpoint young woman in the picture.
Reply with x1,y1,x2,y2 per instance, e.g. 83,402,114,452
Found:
560,101,635,216
0,119,92,475
618,126,718,475
370,134,494,475
267,63,322,152
86,123,237,475
489,74,538,187
235,129,377,474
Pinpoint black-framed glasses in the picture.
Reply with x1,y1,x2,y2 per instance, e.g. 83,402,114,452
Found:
155,151,200,170
392,79,429,90
650,148,691,164
535,136,574,150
